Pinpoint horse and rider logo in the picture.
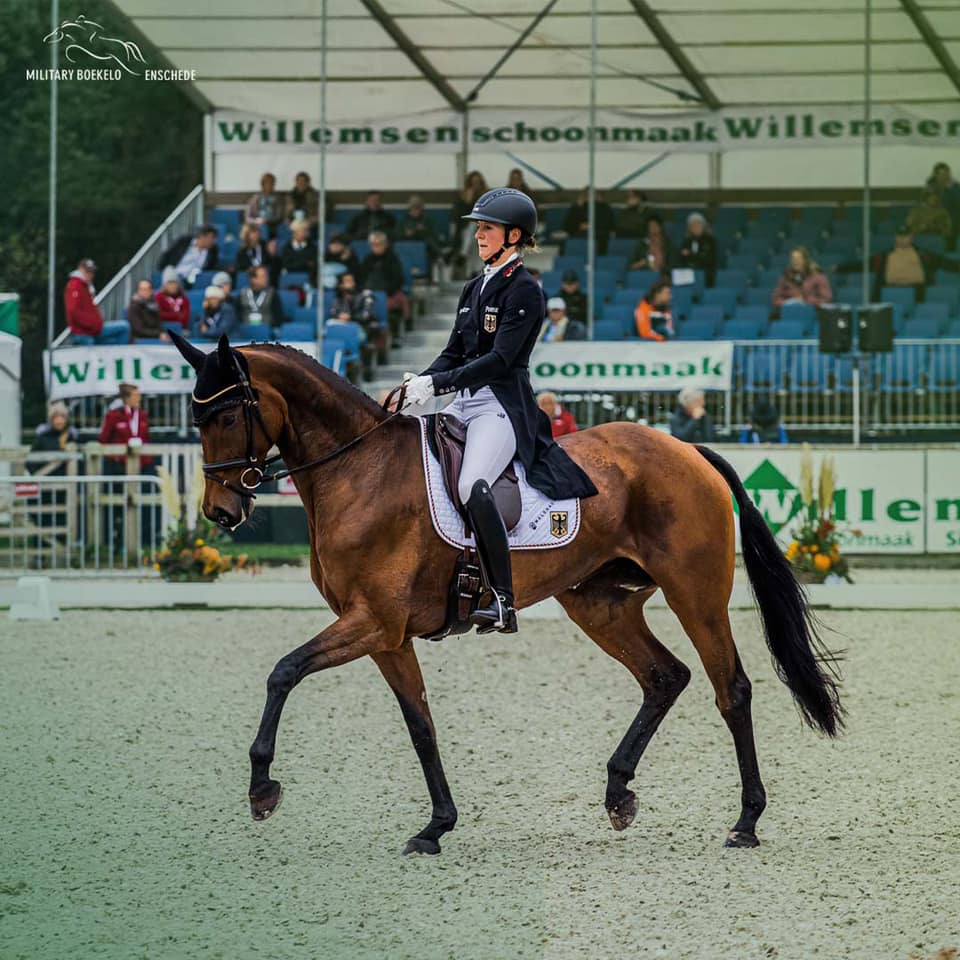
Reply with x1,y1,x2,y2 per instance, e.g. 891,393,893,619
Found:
550,511,568,538
43,14,147,76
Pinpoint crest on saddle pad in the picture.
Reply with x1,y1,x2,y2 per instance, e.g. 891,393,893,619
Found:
550,511,569,538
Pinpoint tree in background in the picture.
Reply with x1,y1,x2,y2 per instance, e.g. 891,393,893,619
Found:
0,0,202,430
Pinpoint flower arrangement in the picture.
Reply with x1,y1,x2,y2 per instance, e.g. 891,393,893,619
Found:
784,445,856,584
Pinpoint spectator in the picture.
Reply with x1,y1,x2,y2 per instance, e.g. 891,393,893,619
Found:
212,270,235,304
555,270,588,325
563,187,614,255
676,212,718,287
635,278,675,341
740,401,788,444
155,266,191,331
616,189,656,238
235,223,277,277
537,391,578,438
506,168,537,208
197,286,240,340
926,162,960,250
128,279,167,341
245,172,285,237
358,231,409,347
670,387,715,443
629,216,674,274
64,258,129,344
30,401,78,459
348,190,396,241
238,265,284,331
329,272,376,342
538,297,586,342
99,382,151,462
771,246,832,311
399,194,442,274
906,189,952,240
280,219,318,282
451,170,490,262
324,233,361,286
159,224,219,285
285,171,320,229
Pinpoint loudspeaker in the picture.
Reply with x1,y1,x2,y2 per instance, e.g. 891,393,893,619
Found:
817,304,853,354
857,303,894,353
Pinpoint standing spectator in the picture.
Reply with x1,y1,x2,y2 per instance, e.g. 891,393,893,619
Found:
399,195,442,275
926,162,960,250
197,286,240,340
159,224,219,286
538,297,586,342
30,401,78,459
906,189,952,240
771,246,832,311
348,190,396,241
358,231,409,347
245,172,285,237
64,259,129,343
676,212,718,287
128,279,167,341
537,391,578,438
629,216,674,274
285,171,320,230
324,233,361,286
212,270,235,305
615,189,657,238
670,387,716,443
451,171,489,264
238,265,284,331
155,267,191,332
563,187,614,255
279,219,318,282
555,270,588,325
99,383,151,462
740,401,788,444
635,278,675,341
506,168,537,208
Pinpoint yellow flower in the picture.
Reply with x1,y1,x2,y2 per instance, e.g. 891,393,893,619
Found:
194,538,204,547
153,562,160,571
810,544,819,553
814,553,831,572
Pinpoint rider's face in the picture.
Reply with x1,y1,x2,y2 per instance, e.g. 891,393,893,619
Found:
475,221,505,260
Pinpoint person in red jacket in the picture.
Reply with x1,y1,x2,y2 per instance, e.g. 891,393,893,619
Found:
64,258,130,343
155,266,191,332
537,391,578,438
99,383,152,465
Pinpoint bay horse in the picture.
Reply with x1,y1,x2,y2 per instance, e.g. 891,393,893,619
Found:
174,335,842,854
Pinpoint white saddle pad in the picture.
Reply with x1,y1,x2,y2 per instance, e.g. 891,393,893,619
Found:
418,417,581,550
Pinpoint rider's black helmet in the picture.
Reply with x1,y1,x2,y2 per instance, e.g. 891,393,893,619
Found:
461,188,537,240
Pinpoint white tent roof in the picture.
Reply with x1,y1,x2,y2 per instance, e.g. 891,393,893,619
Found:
120,0,960,120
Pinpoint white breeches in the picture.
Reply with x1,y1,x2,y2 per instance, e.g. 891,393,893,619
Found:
447,386,518,504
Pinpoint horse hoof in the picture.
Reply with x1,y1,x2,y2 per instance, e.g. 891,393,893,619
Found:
249,782,283,821
724,830,760,848
402,836,441,856
607,792,638,831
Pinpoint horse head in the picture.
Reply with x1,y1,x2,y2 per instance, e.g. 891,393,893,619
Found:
43,15,101,45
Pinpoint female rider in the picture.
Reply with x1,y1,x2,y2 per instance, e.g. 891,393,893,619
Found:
403,189,597,634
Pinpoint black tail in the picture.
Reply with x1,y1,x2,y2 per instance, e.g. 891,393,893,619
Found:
696,445,844,737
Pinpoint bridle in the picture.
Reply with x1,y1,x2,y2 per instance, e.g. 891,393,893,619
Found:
194,350,407,500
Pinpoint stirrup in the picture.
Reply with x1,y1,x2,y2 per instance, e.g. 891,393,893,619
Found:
471,592,518,634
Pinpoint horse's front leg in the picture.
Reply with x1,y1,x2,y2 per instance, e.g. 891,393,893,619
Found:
372,644,458,855
248,609,387,820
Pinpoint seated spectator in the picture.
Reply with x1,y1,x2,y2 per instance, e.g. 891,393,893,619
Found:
235,223,277,277
280,219,318,282
926,162,960,250
740,401,788,444
64,258,129,344
771,246,832,311
324,233,361,285
159,224,219,285
563,187,614,255
537,391,578,438
635,278,675,341
539,297,586,342
328,272,376,343
506,168,537,208
398,194,442,274
245,172,285,236
238,265,284,331
348,190,396,241
629,216,674,274
670,387,715,443
906,189,952,239
155,267,191,331
358,231,409,347
212,270,235,304
615,189,656,238
555,270,587,324
676,212,717,287
197,286,240,340
285,171,320,229
99,382,151,463
128,279,167,341
451,171,490,263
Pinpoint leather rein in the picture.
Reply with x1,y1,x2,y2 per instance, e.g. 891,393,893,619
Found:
195,353,409,499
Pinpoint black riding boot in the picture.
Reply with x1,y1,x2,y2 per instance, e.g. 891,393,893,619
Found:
465,479,518,635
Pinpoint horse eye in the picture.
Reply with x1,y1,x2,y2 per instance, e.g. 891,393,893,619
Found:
222,413,237,427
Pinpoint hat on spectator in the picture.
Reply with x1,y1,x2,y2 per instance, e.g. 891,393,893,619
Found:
47,400,69,420
161,266,179,285
204,285,225,301
212,271,232,287
79,258,97,272
547,297,566,312
562,270,579,283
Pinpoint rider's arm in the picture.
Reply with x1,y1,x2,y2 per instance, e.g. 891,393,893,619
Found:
421,293,467,376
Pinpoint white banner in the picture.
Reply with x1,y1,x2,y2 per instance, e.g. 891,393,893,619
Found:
213,104,960,155
530,341,734,392
925,450,960,552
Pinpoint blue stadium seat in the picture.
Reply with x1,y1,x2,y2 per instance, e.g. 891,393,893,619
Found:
935,270,960,288
607,237,636,258
687,305,724,334
725,253,760,274
947,319,960,338
324,322,361,361
780,301,816,334
789,352,831,392
901,318,940,339
540,271,564,295
798,207,835,230
713,207,748,236
925,285,960,311
676,321,714,341
592,320,623,341
625,269,661,291
218,238,239,266
542,207,567,237
277,289,300,319
734,305,771,331
879,345,924,392
601,305,636,337
562,237,588,258
913,302,950,331
745,287,774,307
321,341,343,374
928,350,959,391
715,269,748,296
787,225,827,248
835,285,867,305
293,305,319,330
613,288,641,308
280,270,310,288
553,255,585,276
240,324,272,341
193,270,218,290
742,349,785,391
768,321,807,340
755,268,783,289
722,319,763,340
880,286,916,318
596,255,628,277
394,241,429,280
593,271,617,299
915,235,947,255
753,206,792,232
352,239,371,261
701,287,738,317
736,237,776,259
186,290,205,319
819,236,857,256
209,208,242,233
235,271,250,290
278,322,315,341
671,286,694,321
423,208,449,237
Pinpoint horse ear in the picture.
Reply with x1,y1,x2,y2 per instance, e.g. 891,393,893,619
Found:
169,329,207,373
217,334,233,370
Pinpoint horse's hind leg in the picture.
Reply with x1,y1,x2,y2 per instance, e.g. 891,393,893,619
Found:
557,582,691,832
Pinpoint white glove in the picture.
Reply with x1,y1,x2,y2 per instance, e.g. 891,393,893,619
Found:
404,374,436,406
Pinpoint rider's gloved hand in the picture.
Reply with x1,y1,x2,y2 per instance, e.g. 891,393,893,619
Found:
404,374,436,406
